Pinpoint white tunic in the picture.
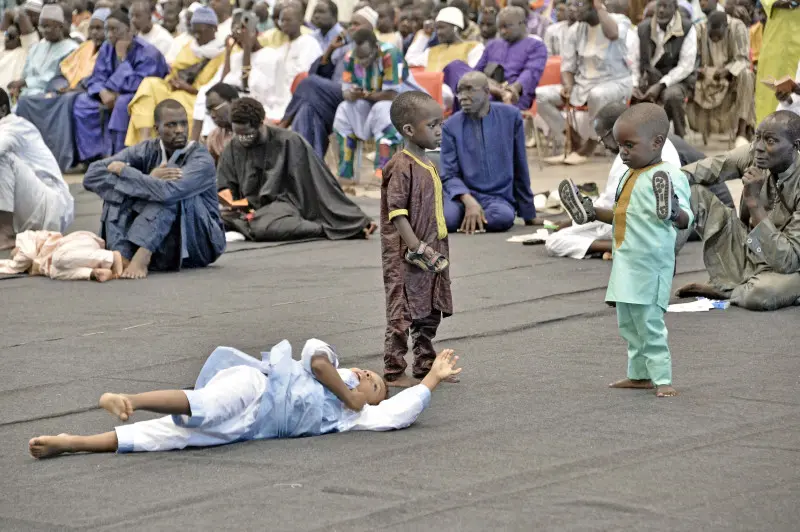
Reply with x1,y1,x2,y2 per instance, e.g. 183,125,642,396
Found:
139,24,175,59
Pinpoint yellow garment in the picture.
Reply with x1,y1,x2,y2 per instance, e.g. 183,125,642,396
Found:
755,0,800,122
375,30,403,50
749,22,763,64
258,26,311,48
59,41,98,89
427,41,480,72
125,43,225,146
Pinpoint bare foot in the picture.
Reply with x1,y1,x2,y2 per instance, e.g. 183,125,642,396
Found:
91,268,115,282
29,434,72,459
121,248,152,279
675,282,727,300
385,374,420,388
656,385,678,397
99,392,134,421
362,221,377,239
609,378,654,389
602,251,612,261
111,251,124,278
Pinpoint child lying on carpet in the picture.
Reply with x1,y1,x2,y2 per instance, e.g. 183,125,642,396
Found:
29,340,462,458
0,230,122,282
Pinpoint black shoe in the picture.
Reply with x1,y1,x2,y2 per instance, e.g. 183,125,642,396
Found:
558,179,596,225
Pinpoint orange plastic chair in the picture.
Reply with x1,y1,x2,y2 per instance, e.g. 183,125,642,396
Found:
291,71,309,94
412,70,445,108
409,66,426,77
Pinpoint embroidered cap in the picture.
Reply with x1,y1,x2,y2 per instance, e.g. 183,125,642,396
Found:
39,4,65,23
353,6,378,29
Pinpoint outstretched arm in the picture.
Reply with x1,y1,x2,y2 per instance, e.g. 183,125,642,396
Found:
346,350,462,432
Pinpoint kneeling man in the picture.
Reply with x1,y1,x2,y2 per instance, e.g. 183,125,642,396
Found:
83,100,226,279
440,72,535,233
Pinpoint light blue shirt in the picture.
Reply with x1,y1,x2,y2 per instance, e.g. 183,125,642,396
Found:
21,38,79,96
312,22,344,51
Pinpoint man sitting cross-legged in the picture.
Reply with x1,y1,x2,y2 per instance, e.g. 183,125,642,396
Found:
440,72,536,234
675,111,800,311
83,99,226,279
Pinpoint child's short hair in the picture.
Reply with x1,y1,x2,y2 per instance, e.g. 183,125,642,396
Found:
390,90,437,134
617,102,670,140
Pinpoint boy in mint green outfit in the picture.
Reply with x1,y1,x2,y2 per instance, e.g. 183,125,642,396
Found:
558,103,693,398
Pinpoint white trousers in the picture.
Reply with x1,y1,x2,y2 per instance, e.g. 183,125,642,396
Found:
545,221,612,259
115,366,267,453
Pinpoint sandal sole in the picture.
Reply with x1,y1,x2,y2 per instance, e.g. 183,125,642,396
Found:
558,179,589,225
652,170,673,221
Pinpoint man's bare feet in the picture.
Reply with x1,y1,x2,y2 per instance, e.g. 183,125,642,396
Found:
111,251,123,278
385,374,420,388
656,385,678,397
362,221,377,239
609,378,654,389
91,268,115,282
99,392,134,421
29,434,72,459
121,248,152,279
675,282,727,300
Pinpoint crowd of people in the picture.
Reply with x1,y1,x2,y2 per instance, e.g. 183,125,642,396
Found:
0,0,794,458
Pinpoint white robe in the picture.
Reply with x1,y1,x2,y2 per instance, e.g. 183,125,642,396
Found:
138,24,174,59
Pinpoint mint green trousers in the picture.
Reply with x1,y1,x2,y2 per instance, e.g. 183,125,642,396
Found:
616,302,672,386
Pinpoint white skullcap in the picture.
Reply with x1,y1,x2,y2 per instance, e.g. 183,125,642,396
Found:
23,0,43,13
188,2,203,13
353,6,378,29
39,4,65,23
435,7,465,30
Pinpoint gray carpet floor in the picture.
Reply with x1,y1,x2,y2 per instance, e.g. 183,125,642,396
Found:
1,186,798,531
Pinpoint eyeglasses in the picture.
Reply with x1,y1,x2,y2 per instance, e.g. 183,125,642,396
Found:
207,102,229,112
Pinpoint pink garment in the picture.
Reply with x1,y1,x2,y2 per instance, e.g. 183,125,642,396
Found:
0,230,113,280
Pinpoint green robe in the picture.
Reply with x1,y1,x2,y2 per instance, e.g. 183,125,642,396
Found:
606,161,693,311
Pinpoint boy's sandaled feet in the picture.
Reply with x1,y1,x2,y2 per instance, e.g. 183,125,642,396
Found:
99,393,134,421
405,242,449,273
29,434,72,459
609,378,654,389
385,374,420,388
656,385,678,397
558,179,596,225
652,171,673,220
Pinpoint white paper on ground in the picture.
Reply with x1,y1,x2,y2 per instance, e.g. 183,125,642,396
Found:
506,229,550,243
667,299,716,313
225,231,246,243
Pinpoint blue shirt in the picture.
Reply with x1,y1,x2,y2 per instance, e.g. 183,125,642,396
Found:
312,23,344,51
440,103,536,221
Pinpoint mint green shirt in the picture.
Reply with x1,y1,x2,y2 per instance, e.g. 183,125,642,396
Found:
605,161,693,310
21,38,79,96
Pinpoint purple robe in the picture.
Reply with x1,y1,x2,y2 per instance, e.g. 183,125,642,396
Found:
74,37,168,162
472,36,548,110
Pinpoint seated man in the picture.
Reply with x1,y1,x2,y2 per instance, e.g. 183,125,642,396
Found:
404,7,485,108
6,4,77,99
444,6,548,112
310,0,344,50
0,88,74,249
258,0,313,48
192,5,321,138
278,7,376,159
15,7,108,171
217,98,376,242
538,0,632,165
440,72,536,233
125,6,226,146
543,0,576,56
333,28,419,187
83,100,226,279
203,82,239,161
131,0,174,58
687,11,755,147
0,7,39,94
478,1,499,43
71,9,169,163
676,111,800,311
632,0,697,138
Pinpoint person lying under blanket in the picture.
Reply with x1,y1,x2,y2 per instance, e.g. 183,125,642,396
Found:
29,341,462,458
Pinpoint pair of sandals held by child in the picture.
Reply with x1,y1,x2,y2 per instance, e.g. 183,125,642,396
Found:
558,173,680,225
405,241,449,273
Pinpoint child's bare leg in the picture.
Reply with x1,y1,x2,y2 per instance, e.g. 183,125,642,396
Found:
29,431,118,459
99,390,190,421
